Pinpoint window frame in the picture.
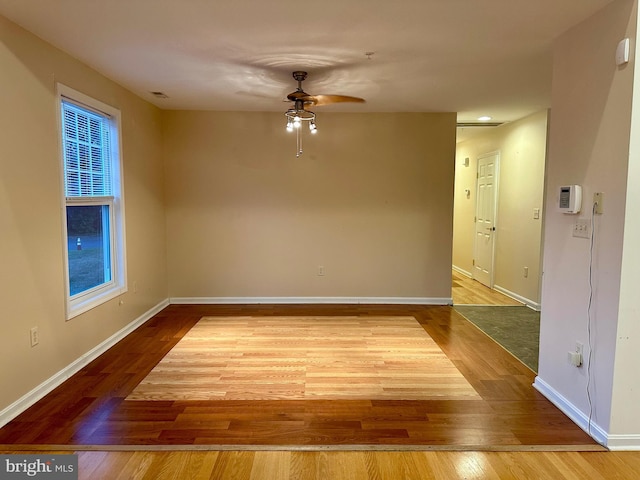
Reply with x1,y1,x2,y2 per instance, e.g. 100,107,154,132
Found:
57,84,127,319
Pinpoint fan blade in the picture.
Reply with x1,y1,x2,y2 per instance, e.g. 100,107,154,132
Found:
305,94,365,106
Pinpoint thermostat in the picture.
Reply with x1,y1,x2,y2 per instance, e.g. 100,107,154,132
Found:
559,185,582,214
616,38,630,66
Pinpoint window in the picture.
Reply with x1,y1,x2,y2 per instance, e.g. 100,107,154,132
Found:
58,85,126,319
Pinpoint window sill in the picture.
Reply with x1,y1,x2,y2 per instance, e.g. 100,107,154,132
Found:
67,283,127,320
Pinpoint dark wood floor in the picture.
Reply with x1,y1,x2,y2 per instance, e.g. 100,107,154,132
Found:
0,304,597,449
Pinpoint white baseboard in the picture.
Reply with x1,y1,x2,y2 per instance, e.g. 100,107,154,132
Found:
533,376,608,447
169,296,453,305
607,434,640,451
0,298,169,429
452,265,472,277
535,377,640,449
493,285,541,311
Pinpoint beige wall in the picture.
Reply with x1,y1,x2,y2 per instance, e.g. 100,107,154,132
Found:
538,0,636,443
0,16,167,411
453,111,548,306
163,111,456,300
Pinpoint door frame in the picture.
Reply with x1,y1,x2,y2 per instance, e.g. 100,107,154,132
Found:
472,150,501,288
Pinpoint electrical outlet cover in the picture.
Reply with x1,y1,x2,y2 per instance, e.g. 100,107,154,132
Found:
568,351,583,367
572,219,590,239
593,192,603,214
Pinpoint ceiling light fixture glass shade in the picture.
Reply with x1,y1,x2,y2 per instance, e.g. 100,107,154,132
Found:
285,100,317,157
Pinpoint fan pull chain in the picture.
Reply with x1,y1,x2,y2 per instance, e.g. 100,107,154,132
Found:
296,127,303,157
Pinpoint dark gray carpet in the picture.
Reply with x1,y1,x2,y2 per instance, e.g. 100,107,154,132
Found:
453,306,540,372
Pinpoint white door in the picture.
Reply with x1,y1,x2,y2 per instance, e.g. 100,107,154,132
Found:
473,152,499,288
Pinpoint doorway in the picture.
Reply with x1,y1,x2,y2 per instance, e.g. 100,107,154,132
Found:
453,150,514,306
452,112,547,309
452,115,548,372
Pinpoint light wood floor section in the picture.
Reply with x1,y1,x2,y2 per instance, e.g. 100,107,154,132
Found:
452,270,523,306
4,450,638,479
127,316,479,401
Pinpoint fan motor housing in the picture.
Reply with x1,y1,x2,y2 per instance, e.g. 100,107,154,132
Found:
292,71,308,82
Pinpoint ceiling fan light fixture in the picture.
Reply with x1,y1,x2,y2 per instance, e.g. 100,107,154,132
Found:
285,107,315,122
283,70,364,156
284,104,317,156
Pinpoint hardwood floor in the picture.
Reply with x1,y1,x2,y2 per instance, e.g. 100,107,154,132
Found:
0,304,595,449
3,450,639,479
7,303,639,478
452,270,523,306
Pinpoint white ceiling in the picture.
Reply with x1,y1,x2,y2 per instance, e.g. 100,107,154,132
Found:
0,0,614,124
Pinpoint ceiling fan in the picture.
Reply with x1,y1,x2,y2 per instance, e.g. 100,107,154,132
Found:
286,70,365,107
284,71,365,157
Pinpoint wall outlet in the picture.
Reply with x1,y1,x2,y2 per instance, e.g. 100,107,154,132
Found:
593,192,604,214
30,327,39,347
568,342,584,367
572,219,590,238
523,266,529,278
568,351,582,367
318,266,325,276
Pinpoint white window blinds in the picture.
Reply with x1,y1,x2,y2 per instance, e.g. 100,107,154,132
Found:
61,99,113,197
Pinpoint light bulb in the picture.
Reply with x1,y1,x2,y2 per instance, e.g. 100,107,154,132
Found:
286,124,293,132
